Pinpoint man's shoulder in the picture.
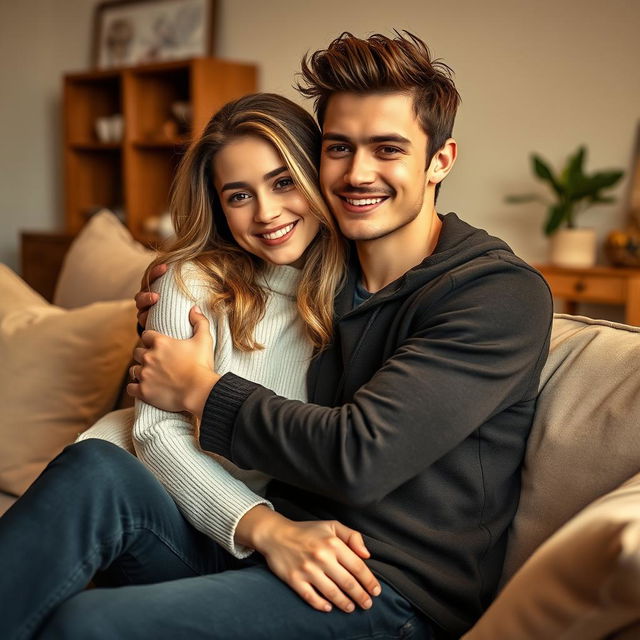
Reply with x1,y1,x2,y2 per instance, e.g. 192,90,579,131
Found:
406,240,552,332
438,212,548,291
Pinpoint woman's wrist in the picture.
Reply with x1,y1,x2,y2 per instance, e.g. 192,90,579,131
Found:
235,504,287,553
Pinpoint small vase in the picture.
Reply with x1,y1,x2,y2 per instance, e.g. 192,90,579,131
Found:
548,228,597,268
604,224,640,267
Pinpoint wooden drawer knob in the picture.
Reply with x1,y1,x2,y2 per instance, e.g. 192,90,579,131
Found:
574,280,586,293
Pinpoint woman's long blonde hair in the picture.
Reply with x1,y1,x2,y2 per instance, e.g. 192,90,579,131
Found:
146,93,345,351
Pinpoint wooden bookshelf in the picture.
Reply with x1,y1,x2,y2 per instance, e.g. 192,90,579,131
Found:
63,57,257,239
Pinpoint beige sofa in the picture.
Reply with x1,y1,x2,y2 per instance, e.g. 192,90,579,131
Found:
2,211,640,638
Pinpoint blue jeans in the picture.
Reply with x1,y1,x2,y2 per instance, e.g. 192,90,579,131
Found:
0,440,433,639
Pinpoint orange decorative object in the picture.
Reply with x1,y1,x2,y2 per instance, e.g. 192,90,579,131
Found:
604,226,640,267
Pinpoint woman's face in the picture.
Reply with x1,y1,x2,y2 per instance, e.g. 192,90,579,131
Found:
213,135,320,268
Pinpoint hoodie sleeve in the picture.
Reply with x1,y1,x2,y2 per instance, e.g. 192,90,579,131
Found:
199,262,552,507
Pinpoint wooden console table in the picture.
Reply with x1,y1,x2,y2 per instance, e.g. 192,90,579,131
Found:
535,264,640,326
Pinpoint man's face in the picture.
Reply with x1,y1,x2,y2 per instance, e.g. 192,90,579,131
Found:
319,92,432,243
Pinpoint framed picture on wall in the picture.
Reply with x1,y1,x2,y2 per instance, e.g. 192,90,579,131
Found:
93,0,216,69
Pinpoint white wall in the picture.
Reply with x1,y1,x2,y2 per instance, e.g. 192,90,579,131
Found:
1,0,639,273
0,0,96,269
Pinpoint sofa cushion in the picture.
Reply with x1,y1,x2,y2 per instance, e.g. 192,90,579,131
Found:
503,314,640,581
53,210,155,309
0,264,138,496
462,470,640,640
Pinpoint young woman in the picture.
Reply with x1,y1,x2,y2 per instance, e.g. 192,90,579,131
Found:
0,94,381,640
82,91,346,559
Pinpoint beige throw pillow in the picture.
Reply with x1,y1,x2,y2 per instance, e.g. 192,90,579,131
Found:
0,265,138,495
53,210,155,308
462,471,640,640
502,314,640,582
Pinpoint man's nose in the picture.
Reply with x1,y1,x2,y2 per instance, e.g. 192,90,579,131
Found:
344,150,376,186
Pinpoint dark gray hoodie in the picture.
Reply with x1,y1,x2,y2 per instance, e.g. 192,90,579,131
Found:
200,212,553,638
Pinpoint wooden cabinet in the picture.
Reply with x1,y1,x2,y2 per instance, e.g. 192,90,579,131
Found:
21,232,74,302
63,57,256,240
535,264,640,326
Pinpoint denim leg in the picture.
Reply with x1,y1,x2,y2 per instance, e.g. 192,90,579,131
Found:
41,566,433,640
0,440,234,640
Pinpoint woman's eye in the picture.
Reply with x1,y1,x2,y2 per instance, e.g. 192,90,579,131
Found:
229,192,251,204
274,177,294,190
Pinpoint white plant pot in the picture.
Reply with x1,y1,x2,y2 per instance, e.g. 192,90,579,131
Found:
548,228,597,268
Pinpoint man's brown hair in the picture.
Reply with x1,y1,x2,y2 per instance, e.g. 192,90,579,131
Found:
297,31,461,166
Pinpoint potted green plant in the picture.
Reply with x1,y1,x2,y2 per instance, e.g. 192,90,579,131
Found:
506,146,624,267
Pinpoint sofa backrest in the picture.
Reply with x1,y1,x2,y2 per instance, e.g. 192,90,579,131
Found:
501,313,640,584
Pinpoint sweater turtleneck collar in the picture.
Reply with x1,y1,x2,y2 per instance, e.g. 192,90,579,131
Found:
259,263,302,297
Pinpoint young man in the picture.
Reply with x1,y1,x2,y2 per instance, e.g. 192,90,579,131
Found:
128,32,553,638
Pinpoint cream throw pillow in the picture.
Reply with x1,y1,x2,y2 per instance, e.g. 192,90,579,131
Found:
0,264,138,495
54,210,155,308
502,314,640,582
462,471,640,640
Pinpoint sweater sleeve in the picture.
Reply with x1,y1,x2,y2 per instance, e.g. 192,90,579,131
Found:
199,264,553,507
133,263,272,558
76,407,135,453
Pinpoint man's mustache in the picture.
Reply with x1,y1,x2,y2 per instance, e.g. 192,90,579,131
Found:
333,187,395,197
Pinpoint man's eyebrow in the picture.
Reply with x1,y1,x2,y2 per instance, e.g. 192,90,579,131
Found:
220,166,288,192
322,132,411,145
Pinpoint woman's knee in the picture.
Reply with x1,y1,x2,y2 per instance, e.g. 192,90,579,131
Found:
56,439,134,475
42,439,144,499
39,591,117,640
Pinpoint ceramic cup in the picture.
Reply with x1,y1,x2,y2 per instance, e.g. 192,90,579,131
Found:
95,117,112,143
95,114,124,143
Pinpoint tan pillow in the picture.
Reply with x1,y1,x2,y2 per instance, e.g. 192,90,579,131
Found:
502,314,640,582
0,264,138,495
0,262,47,313
53,209,155,308
463,471,640,640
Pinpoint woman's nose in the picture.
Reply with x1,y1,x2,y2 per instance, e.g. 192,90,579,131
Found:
254,196,282,223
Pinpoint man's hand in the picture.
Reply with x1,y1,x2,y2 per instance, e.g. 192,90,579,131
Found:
135,263,168,329
236,506,381,613
128,307,220,417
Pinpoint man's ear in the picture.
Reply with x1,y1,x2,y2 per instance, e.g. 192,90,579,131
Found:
427,138,457,185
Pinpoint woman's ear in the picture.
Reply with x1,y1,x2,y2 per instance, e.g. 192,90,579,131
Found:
427,138,457,185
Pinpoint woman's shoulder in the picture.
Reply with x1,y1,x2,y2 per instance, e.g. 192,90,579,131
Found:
153,260,215,300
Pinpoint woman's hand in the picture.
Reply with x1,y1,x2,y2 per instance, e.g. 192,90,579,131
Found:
128,307,219,416
236,506,381,613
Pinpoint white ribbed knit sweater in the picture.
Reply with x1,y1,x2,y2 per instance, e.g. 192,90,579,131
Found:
79,261,312,557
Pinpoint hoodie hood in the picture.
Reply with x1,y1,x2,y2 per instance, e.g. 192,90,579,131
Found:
336,212,521,318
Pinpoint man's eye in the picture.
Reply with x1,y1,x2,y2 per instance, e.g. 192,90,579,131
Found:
379,146,402,156
326,144,350,154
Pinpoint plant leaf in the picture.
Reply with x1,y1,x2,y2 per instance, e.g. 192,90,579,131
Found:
532,155,563,196
505,194,546,204
588,194,616,205
571,170,624,200
563,146,586,197
545,202,571,235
